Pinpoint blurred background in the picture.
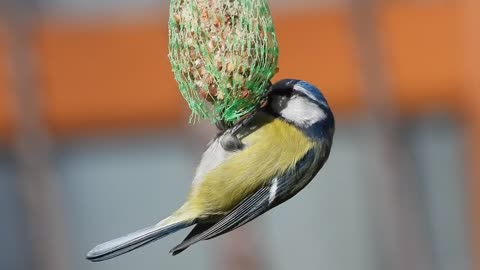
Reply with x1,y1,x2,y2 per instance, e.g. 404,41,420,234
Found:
0,0,479,270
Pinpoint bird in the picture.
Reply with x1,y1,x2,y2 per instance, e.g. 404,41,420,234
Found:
86,79,335,261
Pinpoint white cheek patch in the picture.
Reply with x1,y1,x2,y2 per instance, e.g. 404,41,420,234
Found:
280,96,327,127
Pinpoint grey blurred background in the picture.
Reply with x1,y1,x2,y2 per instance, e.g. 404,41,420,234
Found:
0,0,478,270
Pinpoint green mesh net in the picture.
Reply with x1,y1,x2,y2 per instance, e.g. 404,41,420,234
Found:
168,0,279,124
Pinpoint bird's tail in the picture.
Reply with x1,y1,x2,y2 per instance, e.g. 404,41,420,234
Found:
86,216,194,262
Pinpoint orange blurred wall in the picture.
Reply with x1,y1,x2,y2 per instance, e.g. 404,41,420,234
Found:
0,24,14,141
34,20,187,136
0,2,468,138
380,2,464,114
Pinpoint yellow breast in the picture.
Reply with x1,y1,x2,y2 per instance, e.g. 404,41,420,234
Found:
185,115,314,216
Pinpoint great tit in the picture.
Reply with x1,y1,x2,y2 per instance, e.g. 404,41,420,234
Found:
86,79,335,261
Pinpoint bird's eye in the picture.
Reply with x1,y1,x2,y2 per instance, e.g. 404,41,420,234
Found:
273,89,293,98
268,84,293,97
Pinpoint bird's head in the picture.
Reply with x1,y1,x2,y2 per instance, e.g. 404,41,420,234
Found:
265,79,335,140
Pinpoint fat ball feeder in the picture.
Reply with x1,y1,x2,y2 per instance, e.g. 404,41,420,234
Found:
168,0,279,125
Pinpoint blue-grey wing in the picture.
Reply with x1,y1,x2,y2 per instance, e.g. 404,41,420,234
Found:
170,147,323,255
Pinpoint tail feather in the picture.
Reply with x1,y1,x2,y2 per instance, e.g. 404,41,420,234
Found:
170,223,213,255
86,219,192,262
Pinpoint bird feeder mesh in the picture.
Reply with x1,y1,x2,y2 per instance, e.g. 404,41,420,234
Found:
168,0,279,124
